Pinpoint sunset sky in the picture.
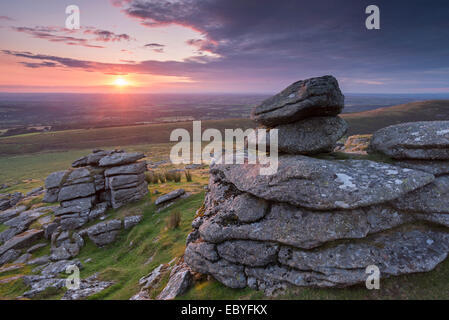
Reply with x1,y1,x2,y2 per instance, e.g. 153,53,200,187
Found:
0,0,448,94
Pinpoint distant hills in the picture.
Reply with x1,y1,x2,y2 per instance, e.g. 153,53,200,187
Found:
0,100,448,156
342,100,449,135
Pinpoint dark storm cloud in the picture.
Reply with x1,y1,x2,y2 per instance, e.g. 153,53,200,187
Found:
114,0,449,91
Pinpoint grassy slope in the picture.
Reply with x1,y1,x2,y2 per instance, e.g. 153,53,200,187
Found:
0,118,254,156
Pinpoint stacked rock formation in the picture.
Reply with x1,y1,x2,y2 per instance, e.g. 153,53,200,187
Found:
43,149,148,232
250,75,347,154
185,76,449,293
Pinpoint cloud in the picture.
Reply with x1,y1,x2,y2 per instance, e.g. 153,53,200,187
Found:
83,28,133,42
144,43,164,48
4,0,449,92
108,0,449,92
11,26,133,49
0,16,14,21
19,61,58,68
144,43,165,53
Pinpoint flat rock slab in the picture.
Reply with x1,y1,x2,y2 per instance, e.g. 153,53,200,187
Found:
212,155,434,210
185,244,247,289
99,152,145,167
217,241,279,267
39,259,82,277
58,183,96,202
392,176,449,214
22,276,66,298
155,189,185,206
189,228,449,289
124,215,143,230
63,168,92,186
104,161,146,176
272,228,449,287
87,219,122,235
0,249,20,266
0,205,27,223
45,170,68,189
62,274,114,300
249,116,348,155
87,219,122,247
107,173,145,190
0,229,43,256
72,150,117,167
110,183,148,209
251,75,344,126
200,199,420,249
394,160,449,176
369,121,449,160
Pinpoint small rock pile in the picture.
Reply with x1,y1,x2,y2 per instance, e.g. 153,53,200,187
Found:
184,76,449,294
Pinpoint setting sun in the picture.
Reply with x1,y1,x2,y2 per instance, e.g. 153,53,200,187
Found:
114,78,129,87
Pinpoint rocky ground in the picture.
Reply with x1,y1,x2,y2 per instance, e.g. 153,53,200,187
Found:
0,149,208,299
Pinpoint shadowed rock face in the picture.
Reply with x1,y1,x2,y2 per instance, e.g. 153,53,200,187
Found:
211,154,434,210
251,75,344,127
369,121,449,160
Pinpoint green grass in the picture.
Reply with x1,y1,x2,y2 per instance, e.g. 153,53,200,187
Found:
73,192,205,300
0,118,254,156
0,224,7,234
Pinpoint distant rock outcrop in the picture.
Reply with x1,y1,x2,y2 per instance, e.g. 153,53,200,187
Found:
184,76,449,294
43,149,148,233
